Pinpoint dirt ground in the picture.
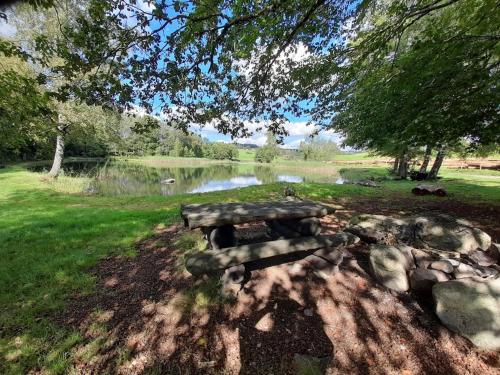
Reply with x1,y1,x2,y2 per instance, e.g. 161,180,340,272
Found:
60,197,500,374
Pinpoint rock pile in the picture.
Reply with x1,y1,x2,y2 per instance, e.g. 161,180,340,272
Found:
347,213,500,350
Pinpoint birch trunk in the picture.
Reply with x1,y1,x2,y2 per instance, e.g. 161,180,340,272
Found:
48,115,66,178
398,154,408,179
392,157,400,174
428,147,446,179
419,146,432,173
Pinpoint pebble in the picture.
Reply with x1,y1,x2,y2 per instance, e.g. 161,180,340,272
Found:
454,263,477,279
430,260,454,273
304,308,313,317
443,258,460,267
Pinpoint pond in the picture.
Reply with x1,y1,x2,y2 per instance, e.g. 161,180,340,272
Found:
29,160,340,196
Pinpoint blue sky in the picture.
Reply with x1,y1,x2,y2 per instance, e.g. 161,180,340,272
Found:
0,0,344,149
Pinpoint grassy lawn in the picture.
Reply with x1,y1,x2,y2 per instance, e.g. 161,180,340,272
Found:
237,149,257,161
0,161,499,373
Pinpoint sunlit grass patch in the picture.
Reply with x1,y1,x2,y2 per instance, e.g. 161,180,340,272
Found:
39,174,93,195
176,277,229,313
174,231,207,255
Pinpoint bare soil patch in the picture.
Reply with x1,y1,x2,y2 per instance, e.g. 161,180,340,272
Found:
59,197,500,374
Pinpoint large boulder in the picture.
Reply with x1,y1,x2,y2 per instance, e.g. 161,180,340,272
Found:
412,214,491,254
369,244,415,292
347,213,491,255
432,278,500,350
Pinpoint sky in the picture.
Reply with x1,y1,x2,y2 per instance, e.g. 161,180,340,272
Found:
0,0,344,149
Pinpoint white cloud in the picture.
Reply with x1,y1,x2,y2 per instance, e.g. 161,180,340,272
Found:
286,121,317,136
138,0,156,13
281,139,304,149
234,134,267,146
234,42,312,83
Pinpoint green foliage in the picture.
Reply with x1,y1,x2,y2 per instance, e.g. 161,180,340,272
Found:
0,56,55,161
255,146,278,163
255,133,279,163
327,0,499,156
299,138,340,161
204,142,239,160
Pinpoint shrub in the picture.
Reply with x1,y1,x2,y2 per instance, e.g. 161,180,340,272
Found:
255,145,278,163
204,142,239,160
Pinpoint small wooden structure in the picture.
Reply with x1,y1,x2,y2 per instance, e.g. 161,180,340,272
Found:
181,200,359,278
181,200,335,229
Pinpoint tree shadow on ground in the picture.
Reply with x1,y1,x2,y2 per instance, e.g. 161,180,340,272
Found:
58,218,499,374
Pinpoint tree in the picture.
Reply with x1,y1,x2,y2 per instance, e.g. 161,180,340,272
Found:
255,133,279,163
205,142,239,160
0,55,55,161
4,0,498,175
3,1,114,175
322,0,499,178
299,138,339,161
7,0,356,141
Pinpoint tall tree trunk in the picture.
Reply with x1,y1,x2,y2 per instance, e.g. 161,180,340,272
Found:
428,147,446,179
398,154,408,179
419,146,432,173
392,157,400,174
48,115,66,178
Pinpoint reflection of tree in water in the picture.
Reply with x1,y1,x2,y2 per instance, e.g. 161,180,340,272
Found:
253,165,278,185
93,163,241,196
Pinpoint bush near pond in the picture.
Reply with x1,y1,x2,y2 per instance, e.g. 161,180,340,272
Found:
203,142,239,160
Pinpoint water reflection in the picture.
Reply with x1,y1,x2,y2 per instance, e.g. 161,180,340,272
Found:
28,161,338,196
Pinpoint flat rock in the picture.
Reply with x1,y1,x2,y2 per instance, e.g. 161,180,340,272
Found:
411,248,434,268
429,260,454,274
409,268,450,293
347,213,491,255
224,264,246,284
313,247,344,265
346,214,411,244
453,263,478,279
474,265,499,278
442,258,460,267
369,244,415,292
433,278,500,350
487,243,500,263
470,249,497,267
356,179,378,187
412,214,491,254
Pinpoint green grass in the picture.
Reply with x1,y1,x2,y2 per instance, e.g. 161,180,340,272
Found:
330,151,374,161
0,161,499,374
237,148,258,161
